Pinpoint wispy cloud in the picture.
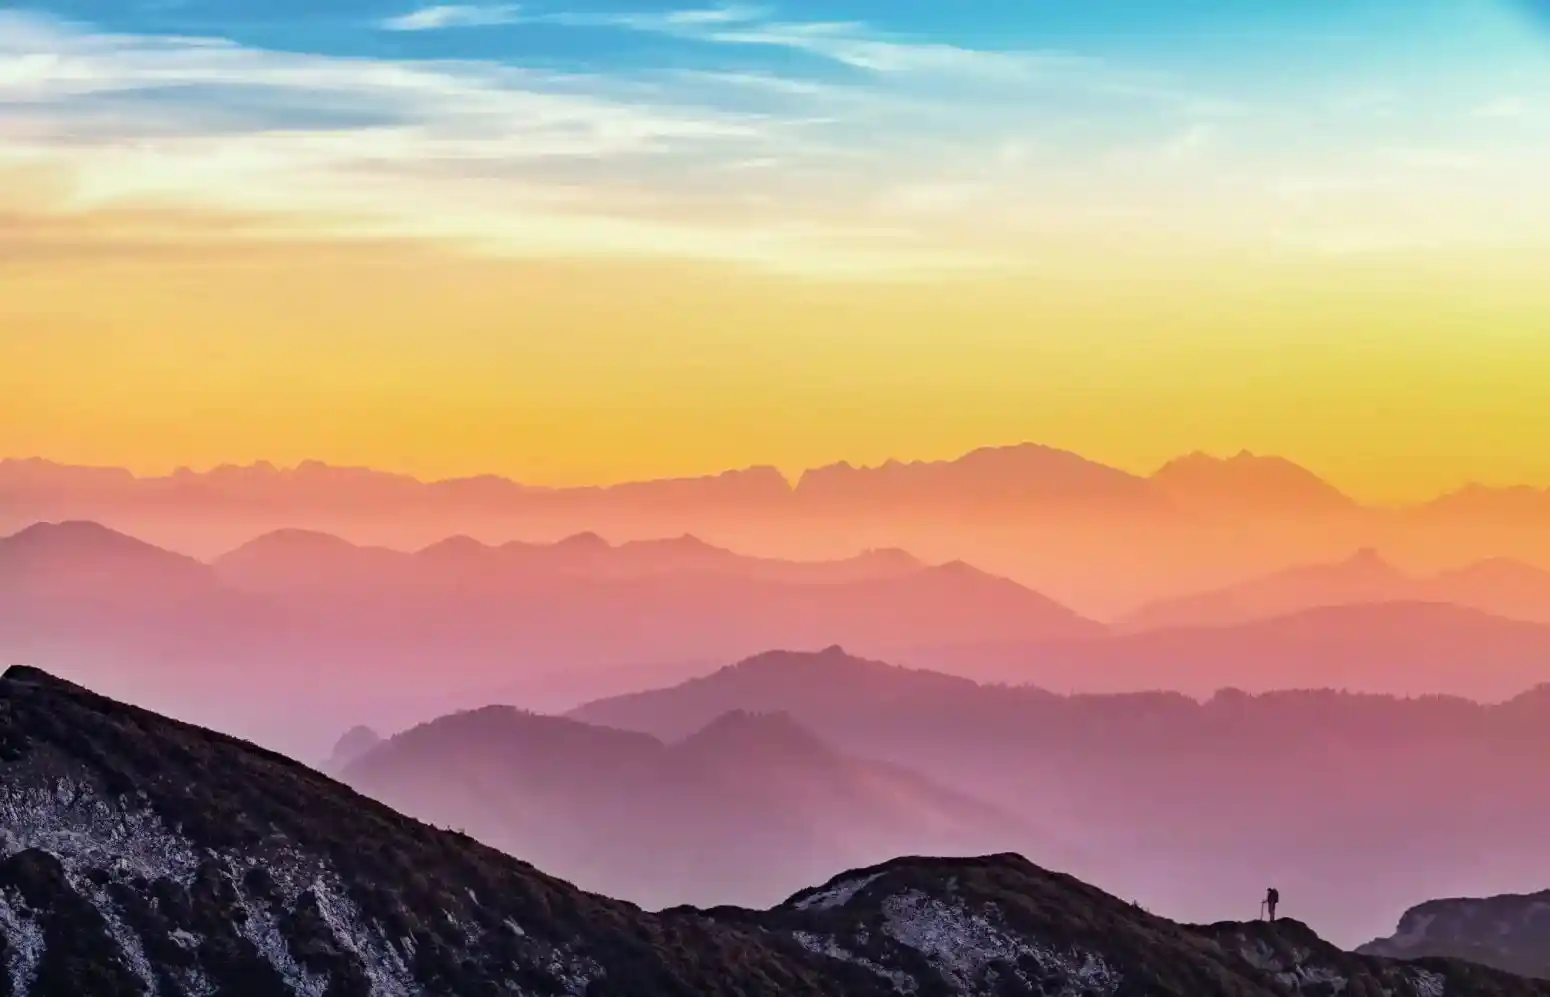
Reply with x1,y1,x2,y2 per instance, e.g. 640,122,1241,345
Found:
5,2,1549,275
1474,95,1532,119
0,10,1023,277
527,3,1235,116
382,4,522,32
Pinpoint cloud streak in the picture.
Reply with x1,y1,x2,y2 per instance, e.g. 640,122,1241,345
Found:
3,3,1549,275
382,5,523,32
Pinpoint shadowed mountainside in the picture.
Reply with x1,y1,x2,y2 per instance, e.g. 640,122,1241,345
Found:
1360,890,1550,981
1122,549,1550,631
0,664,1540,996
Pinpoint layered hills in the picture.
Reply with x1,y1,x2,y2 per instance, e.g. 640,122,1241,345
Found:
0,664,1537,996
9,444,1550,616
338,705,1055,910
574,649,1550,945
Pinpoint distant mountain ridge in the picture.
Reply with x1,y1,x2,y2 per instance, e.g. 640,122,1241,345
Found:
1151,450,1362,513
15,520,1550,761
1122,549,1550,630
12,447,1550,622
0,520,1100,671
0,663,1541,997
338,702,1058,911
573,648,1550,945
8,444,1549,515
213,526,931,588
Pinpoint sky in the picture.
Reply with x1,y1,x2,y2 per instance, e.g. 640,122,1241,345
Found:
4,0,1550,501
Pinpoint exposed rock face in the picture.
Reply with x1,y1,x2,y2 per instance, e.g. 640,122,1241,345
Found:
1360,891,1550,980
1,664,1547,996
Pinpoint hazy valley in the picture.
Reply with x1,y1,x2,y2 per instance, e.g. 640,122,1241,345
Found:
7,445,1550,992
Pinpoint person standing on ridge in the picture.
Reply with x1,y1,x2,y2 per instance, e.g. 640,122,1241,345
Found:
1265,887,1279,922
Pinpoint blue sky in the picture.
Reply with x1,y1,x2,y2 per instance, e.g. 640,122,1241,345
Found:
4,0,1549,273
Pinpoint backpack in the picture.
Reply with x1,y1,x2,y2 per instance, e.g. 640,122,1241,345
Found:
1268,889,1279,905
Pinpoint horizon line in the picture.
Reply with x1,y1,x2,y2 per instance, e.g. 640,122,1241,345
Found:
3,442,1545,509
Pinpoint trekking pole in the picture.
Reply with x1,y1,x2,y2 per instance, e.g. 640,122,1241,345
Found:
1259,901,1266,921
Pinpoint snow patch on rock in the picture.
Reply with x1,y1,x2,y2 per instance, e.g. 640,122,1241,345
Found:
0,779,204,885
310,879,418,996
0,774,429,996
794,871,887,911
1410,968,1445,997
95,894,159,993
0,889,44,997
1271,963,1348,994
539,945,605,996
791,930,917,994
880,890,1122,996
1237,937,1349,995
237,887,330,997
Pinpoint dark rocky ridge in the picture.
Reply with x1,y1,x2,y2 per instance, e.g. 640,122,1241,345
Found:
0,664,1542,996
1359,891,1550,981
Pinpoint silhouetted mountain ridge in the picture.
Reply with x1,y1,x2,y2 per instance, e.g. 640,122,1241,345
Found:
1123,550,1550,630
11,665,1539,994
1151,450,1359,512
575,648,1550,944
916,600,1550,700
1360,889,1550,981
338,701,1050,911
0,445,1384,514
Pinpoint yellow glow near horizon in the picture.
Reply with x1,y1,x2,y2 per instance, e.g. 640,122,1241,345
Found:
5,226,1550,505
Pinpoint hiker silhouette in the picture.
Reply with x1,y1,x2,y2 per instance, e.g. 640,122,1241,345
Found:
1265,888,1279,922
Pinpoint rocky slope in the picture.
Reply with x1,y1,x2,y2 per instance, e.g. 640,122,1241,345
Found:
0,664,1544,996
1360,891,1550,980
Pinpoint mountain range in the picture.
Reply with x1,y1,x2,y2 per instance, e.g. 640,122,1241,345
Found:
914,600,1550,700
10,445,1546,518
9,445,1550,616
1121,548,1550,630
573,648,1550,946
0,520,1098,756
11,521,1550,761
1,663,1544,997
338,705,1059,912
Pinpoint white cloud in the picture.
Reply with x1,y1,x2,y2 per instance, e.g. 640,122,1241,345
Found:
382,4,522,32
530,3,1231,114
0,10,1025,277
4,5,1549,274
1384,147,1484,172
1159,122,1216,162
1474,95,1531,119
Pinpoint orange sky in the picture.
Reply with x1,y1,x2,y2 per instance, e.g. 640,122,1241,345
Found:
6,0,1550,504
5,223,1550,504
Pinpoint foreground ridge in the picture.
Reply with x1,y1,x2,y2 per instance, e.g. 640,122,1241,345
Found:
0,664,1544,996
